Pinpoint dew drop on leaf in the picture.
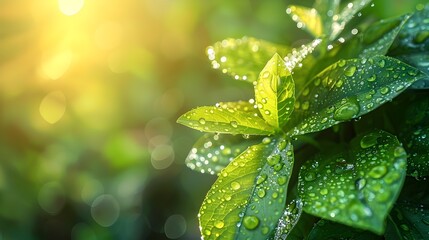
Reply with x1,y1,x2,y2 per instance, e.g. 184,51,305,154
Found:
304,172,316,181
267,155,281,166
262,137,271,144
380,86,390,95
230,121,238,128
214,220,225,229
277,176,287,185
231,181,241,190
333,98,360,121
344,65,357,77
256,174,268,185
257,189,266,198
360,132,381,149
274,163,284,171
355,178,367,191
277,139,287,151
368,166,388,179
368,74,377,82
199,118,206,124
243,215,260,230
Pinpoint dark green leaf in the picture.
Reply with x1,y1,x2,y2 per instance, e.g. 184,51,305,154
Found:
199,137,294,239
298,130,407,234
307,219,380,240
255,54,295,128
385,202,429,240
177,103,276,135
185,133,262,175
360,14,410,57
285,55,425,136
286,5,323,37
389,5,429,88
389,5,429,56
386,94,429,178
272,199,303,240
206,37,290,83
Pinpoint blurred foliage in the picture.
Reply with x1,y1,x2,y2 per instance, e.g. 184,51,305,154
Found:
0,0,427,239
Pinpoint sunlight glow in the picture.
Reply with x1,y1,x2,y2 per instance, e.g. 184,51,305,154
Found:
39,91,67,124
41,50,73,80
58,0,84,16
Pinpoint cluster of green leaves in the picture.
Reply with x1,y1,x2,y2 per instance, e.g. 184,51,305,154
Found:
178,0,429,239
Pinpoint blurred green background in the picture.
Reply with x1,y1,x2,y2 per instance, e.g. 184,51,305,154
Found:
0,0,426,239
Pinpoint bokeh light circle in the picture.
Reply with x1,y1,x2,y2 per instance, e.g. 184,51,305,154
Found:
164,214,187,239
90,194,120,227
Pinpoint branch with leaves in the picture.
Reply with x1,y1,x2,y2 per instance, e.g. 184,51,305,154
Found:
178,1,429,239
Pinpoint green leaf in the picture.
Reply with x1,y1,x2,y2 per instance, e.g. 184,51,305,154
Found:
307,219,380,240
331,0,373,40
386,94,429,178
386,202,429,239
389,5,429,56
389,5,429,87
206,37,290,83
177,103,276,135
286,5,323,37
199,137,294,239
360,14,410,58
185,133,262,175
298,130,407,234
254,54,295,128
272,199,303,240
285,55,425,136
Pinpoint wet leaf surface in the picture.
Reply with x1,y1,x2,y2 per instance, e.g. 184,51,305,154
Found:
286,55,425,136
185,133,262,175
206,37,290,83
298,130,407,234
199,137,294,239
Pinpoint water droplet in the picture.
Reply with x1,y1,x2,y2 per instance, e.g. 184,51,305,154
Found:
393,147,406,158
257,189,266,198
262,71,270,79
380,87,390,95
378,60,385,68
338,59,346,67
204,229,212,236
243,215,260,230
335,79,344,88
277,140,287,151
267,155,281,166
256,174,268,185
320,189,328,195
344,66,357,77
274,163,284,171
333,98,360,121
277,176,287,185
368,165,388,179
360,132,381,149
199,118,206,124
355,178,367,190
302,101,310,110
262,137,271,144
231,181,241,190
214,220,225,229
230,121,238,128
304,172,316,181
368,75,377,82
375,191,391,202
